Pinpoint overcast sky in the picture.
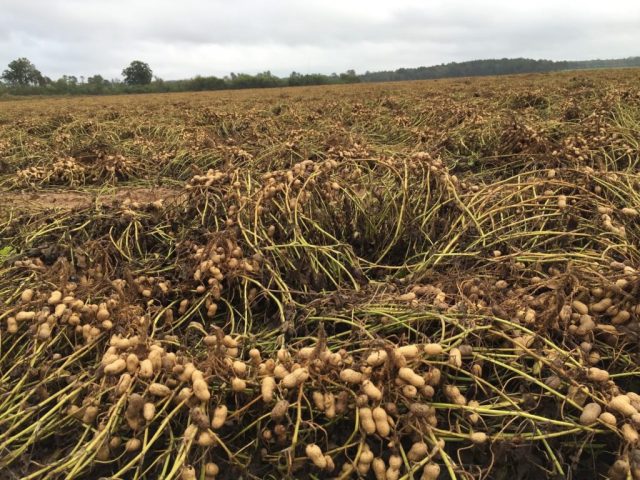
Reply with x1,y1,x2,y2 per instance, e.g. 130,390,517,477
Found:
1,0,639,81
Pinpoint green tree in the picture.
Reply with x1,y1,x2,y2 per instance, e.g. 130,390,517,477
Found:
87,74,107,85
60,75,78,86
1,58,44,86
339,69,360,83
87,74,109,93
122,60,153,85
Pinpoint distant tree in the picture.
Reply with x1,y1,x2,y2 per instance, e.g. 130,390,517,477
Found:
288,71,333,87
187,75,225,91
227,71,283,89
87,74,109,93
288,71,303,86
87,74,107,85
51,75,77,93
339,69,360,83
122,61,153,85
62,75,78,86
1,58,45,86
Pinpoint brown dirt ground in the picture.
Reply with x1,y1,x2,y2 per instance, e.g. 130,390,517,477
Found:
0,186,182,211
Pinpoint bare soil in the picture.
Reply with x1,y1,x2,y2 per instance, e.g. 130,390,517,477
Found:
0,186,182,211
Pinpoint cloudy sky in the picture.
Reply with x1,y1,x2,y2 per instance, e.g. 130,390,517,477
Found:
1,0,639,81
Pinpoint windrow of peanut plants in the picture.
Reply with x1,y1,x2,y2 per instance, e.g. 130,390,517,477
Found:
1,69,640,479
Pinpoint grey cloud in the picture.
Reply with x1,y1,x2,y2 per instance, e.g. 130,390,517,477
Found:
1,0,638,80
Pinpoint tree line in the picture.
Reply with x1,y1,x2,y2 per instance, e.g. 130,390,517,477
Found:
359,57,640,82
1,56,639,96
0,58,361,96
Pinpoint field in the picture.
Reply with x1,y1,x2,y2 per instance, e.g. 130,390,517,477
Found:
1,69,640,479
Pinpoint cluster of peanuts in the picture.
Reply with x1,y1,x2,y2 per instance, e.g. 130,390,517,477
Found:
4,239,265,342
126,275,172,300
580,395,640,479
552,123,637,165
396,284,449,310
186,239,262,314
0,138,11,156
16,157,87,186
501,121,549,154
79,324,465,478
11,279,640,478
259,158,339,211
97,153,137,181
7,284,117,342
326,142,369,160
217,144,254,162
186,168,233,189
407,152,479,193
597,204,638,238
